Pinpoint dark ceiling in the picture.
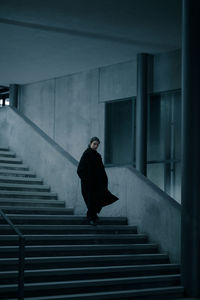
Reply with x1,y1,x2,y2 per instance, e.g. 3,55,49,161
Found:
0,0,182,86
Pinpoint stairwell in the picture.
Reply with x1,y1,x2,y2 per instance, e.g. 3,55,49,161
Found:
0,146,184,299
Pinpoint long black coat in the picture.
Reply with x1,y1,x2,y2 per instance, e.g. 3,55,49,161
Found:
77,147,119,213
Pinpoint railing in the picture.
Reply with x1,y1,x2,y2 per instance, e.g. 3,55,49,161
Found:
0,209,25,300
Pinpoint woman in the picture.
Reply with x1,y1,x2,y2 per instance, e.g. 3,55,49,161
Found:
77,137,119,225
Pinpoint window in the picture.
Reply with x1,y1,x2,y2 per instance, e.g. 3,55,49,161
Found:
5,98,10,106
104,90,181,202
0,98,10,107
147,90,181,202
105,98,136,165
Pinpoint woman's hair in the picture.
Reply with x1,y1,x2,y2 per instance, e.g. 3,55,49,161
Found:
88,136,100,147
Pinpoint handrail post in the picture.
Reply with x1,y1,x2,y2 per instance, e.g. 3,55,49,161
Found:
18,236,25,300
0,209,25,300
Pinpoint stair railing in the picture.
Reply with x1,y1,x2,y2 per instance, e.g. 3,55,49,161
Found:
0,209,25,300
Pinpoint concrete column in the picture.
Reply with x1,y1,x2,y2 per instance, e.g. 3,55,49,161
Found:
136,53,148,175
181,0,200,297
9,84,19,108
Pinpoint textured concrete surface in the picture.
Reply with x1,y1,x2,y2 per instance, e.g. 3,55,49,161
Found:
1,50,182,262
18,49,181,163
0,107,181,264
0,107,80,211
99,59,137,101
54,69,104,160
0,107,8,147
153,49,181,93
106,165,181,263
19,69,105,161
19,79,55,139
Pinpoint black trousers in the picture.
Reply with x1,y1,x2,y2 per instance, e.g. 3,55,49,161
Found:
81,180,102,220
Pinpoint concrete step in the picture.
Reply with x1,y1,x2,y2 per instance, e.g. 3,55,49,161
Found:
0,253,170,270
1,215,128,226
22,286,184,300
0,162,29,170
0,150,15,158
0,190,57,199
0,244,159,258
0,277,184,299
0,198,65,208
0,169,36,177
0,149,184,300
0,176,43,184
0,157,22,164
0,233,147,246
0,147,9,151
0,224,138,235
0,264,180,283
0,206,73,215
0,183,50,192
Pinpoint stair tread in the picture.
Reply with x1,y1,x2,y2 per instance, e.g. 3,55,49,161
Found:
0,233,144,239
24,286,184,299
3,286,185,299
0,243,158,250
0,157,21,163
0,206,72,212
0,183,49,189
0,170,35,175
0,224,137,229
0,147,9,151
0,253,169,262
0,151,15,156
0,263,181,276
0,274,181,288
0,176,42,182
0,162,28,168
5,214,126,220
0,190,56,195
0,198,63,203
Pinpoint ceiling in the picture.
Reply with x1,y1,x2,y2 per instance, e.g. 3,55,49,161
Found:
0,0,182,86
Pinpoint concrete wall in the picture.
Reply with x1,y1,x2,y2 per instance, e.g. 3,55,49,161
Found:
0,107,80,210
18,49,181,163
19,79,55,139
106,165,181,263
0,107,8,147
15,49,182,261
152,49,181,93
0,106,181,262
99,59,137,101
19,69,105,162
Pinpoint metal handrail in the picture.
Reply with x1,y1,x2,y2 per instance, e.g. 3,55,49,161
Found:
0,209,25,300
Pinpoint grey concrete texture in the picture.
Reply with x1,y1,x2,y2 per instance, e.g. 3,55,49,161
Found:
2,49,182,262
0,107,181,263
18,69,105,162
99,59,137,101
18,50,181,166
127,166,181,263
106,165,181,263
152,49,181,93
0,107,80,211
0,107,8,147
54,69,105,161
18,79,55,139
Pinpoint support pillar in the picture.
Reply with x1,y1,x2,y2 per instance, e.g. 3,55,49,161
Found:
181,0,200,297
9,84,19,108
136,53,148,176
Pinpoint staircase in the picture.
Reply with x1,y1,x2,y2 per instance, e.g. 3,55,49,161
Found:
0,146,184,299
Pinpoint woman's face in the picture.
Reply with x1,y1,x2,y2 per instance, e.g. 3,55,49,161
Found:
90,141,99,151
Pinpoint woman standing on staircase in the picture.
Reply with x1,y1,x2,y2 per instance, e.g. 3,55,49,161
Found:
77,137,119,225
